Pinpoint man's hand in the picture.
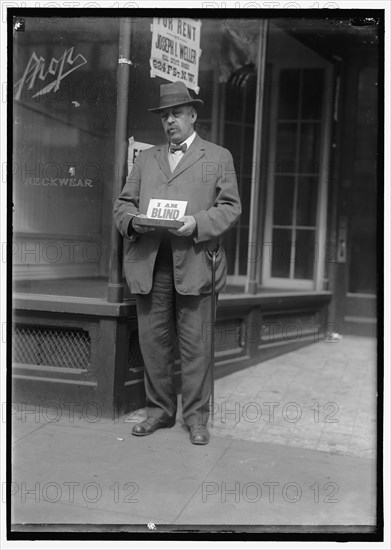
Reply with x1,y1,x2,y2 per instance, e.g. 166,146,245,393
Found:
132,213,155,234
169,215,196,237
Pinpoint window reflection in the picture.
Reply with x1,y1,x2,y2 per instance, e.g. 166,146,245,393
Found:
296,176,318,226
278,69,300,119
273,176,295,226
301,69,324,120
294,230,315,280
13,18,119,298
272,228,292,278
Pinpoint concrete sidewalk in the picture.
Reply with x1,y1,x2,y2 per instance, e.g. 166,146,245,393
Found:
11,336,377,529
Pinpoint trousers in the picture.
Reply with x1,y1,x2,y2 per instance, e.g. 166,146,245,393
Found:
135,239,214,426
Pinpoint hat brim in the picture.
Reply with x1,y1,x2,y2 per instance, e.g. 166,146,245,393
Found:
149,98,204,113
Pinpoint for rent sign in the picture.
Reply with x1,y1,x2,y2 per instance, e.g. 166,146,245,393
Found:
150,18,202,94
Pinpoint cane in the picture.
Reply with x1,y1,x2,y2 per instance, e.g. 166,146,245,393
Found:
210,251,217,429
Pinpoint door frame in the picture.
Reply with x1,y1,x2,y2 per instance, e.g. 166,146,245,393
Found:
261,59,334,291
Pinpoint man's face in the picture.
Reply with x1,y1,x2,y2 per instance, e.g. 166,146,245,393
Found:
160,105,197,144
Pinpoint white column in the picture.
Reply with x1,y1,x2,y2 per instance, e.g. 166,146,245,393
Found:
245,20,268,294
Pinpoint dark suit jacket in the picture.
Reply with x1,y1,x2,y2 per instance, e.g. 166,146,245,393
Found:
113,134,242,295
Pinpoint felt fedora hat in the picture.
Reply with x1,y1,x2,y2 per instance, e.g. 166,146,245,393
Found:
149,81,204,113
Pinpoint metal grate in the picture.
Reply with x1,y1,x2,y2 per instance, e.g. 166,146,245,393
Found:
13,325,90,369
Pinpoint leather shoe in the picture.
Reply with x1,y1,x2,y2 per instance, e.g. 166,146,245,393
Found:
189,424,210,445
131,417,175,436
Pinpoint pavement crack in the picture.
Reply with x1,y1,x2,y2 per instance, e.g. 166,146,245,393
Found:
171,438,234,525
12,422,49,445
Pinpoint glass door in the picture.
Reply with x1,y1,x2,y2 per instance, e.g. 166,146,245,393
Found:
262,58,333,290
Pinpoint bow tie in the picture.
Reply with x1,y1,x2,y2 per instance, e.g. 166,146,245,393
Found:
169,142,187,154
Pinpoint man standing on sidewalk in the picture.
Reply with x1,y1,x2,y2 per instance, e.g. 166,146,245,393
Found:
114,81,241,445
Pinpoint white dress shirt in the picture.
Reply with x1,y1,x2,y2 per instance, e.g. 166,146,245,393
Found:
168,131,196,172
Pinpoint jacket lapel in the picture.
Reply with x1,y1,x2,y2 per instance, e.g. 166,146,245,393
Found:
154,145,171,179
168,134,206,182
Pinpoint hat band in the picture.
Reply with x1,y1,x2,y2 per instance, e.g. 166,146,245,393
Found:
159,92,193,108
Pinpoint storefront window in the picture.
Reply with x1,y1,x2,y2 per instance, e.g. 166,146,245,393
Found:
13,17,119,298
